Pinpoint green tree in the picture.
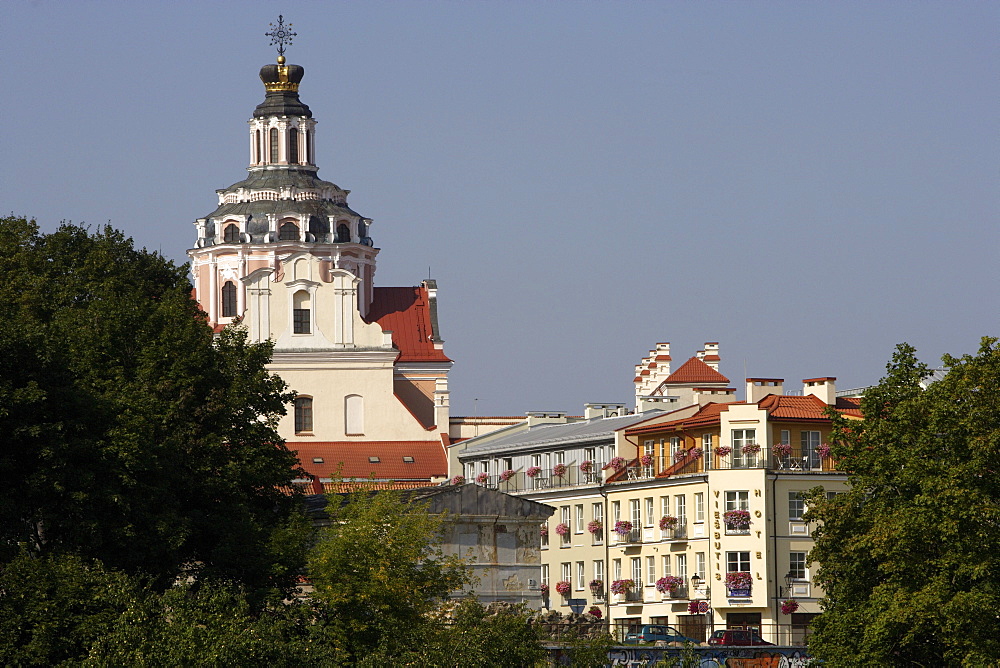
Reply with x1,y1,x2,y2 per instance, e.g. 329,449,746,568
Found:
0,217,306,595
307,486,474,663
806,339,1000,667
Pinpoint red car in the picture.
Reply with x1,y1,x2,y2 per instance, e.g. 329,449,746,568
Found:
707,629,774,646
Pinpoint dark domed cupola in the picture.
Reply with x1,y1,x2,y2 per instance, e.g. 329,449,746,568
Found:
254,58,311,119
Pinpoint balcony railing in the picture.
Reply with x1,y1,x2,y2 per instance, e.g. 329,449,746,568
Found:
661,524,688,540
710,446,841,472
614,528,642,545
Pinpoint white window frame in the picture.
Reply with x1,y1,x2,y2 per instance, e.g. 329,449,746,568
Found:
646,556,656,586
575,505,584,533
577,562,585,590
694,492,705,523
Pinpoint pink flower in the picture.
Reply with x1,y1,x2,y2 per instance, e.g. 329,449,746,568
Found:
450,475,465,485
475,472,489,484
715,446,732,457
773,443,792,456
555,522,570,536
614,520,633,536
604,456,626,471
640,454,654,466
555,580,571,595
659,515,678,530
655,576,684,594
500,469,515,482
552,463,568,477
526,466,541,478
781,599,800,615
579,460,594,473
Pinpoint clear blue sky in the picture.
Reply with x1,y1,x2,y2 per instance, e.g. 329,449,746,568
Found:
5,1,997,416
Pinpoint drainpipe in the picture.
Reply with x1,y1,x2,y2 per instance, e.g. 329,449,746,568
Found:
770,472,780,641
599,480,610,634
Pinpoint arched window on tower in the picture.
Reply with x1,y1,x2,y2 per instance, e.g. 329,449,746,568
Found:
305,130,312,164
278,222,299,241
287,127,298,164
255,129,262,164
223,224,240,243
336,223,351,243
221,281,237,318
270,127,279,163
292,290,311,334
294,396,313,434
345,395,364,435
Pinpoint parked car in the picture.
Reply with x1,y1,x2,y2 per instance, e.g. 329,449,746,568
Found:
707,629,774,646
624,625,699,645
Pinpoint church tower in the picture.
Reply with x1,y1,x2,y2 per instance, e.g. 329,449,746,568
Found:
188,19,452,487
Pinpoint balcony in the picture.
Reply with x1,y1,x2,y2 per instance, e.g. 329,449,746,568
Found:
710,446,841,472
661,524,688,541
614,527,643,545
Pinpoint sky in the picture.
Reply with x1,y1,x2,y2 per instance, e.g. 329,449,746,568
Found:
4,1,997,417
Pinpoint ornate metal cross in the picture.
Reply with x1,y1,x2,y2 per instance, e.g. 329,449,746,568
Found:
266,15,296,57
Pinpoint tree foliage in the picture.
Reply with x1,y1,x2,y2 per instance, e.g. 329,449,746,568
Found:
307,486,475,663
0,216,306,594
806,339,1000,666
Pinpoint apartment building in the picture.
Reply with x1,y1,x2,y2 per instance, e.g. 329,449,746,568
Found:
451,343,861,644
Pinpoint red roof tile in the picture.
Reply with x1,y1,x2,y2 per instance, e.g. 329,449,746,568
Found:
288,441,447,480
366,287,451,363
654,355,671,361
661,357,730,384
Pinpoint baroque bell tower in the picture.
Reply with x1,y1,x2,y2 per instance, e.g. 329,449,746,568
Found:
188,18,452,484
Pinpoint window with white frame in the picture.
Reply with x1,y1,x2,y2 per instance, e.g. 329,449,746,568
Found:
613,559,622,581
695,552,706,579
781,429,790,446
629,499,641,528
789,492,805,520
801,430,821,468
531,453,541,468
644,498,654,526
658,438,667,463
575,505,584,533
644,439,655,457
541,522,548,548
725,491,750,511
732,428,757,466
561,563,572,590
646,556,656,586
789,552,808,580
669,436,681,459
464,463,475,479
561,506,571,544
594,560,604,586
674,495,687,525
592,502,603,524
612,500,621,523
676,554,687,582
702,433,712,450
554,451,565,465
541,564,549,587
631,557,642,587
661,555,671,577
576,562,585,589
694,492,705,523
661,496,669,519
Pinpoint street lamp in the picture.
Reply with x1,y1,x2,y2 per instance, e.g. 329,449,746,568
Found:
691,574,702,590
784,571,794,594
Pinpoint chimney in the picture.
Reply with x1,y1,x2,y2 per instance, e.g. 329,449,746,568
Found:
693,387,738,406
701,342,721,371
746,378,784,404
585,403,628,420
433,378,450,431
634,342,671,410
803,377,837,405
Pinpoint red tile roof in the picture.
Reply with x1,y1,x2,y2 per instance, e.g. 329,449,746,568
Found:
288,441,447,480
626,402,736,435
367,287,451,363
661,357,730,384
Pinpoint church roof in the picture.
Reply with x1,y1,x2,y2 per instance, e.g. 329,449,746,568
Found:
368,286,451,363
661,357,730,385
289,440,447,481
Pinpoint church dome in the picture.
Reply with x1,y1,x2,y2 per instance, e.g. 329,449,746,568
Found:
254,59,312,118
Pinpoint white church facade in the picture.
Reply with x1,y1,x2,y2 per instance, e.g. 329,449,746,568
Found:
188,51,452,488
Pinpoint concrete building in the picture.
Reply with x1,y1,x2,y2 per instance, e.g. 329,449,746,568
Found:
452,342,861,644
